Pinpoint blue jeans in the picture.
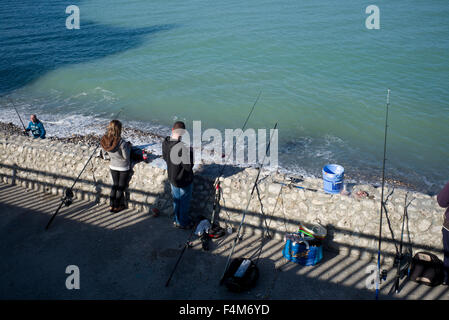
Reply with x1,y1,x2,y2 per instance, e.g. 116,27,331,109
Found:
171,183,193,227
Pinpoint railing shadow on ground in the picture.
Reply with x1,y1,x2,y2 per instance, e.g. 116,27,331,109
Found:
1,187,447,300
0,164,448,299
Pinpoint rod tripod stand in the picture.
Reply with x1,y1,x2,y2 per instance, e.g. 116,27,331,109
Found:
204,175,272,251
388,194,414,295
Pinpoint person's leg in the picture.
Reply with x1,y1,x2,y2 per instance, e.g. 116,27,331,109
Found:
122,169,133,208
177,183,193,227
443,228,449,284
171,184,181,225
110,169,120,208
116,170,130,210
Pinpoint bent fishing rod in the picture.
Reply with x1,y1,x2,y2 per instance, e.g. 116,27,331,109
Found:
165,91,262,287
45,109,123,230
375,88,391,300
219,122,278,286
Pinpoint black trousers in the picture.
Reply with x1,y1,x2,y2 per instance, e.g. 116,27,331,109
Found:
443,228,449,282
110,169,131,208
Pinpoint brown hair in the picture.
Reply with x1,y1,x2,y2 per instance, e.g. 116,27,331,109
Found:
172,121,185,130
106,120,122,139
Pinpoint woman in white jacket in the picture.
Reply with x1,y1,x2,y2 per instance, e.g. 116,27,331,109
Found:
100,120,131,213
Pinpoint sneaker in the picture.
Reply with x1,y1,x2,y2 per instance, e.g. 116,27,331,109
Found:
114,205,126,213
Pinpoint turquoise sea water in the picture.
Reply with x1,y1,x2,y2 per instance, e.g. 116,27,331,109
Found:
1,0,448,193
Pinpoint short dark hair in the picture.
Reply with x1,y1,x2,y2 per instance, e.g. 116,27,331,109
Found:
173,121,185,130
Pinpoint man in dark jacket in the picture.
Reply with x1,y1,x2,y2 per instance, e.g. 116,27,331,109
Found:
437,181,449,285
24,114,46,139
162,121,194,229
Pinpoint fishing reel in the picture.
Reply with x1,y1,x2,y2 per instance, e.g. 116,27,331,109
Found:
286,175,304,184
380,269,388,282
61,188,74,207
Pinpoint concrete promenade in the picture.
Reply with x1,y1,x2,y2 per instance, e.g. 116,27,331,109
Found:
0,182,447,300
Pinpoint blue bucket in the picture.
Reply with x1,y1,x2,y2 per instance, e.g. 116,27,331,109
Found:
322,164,344,194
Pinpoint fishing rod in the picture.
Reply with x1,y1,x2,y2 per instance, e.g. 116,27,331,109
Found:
165,92,263,286
274,181,318,193
45,109,123,230
219,122,278,286
165,218,202,287
203,91,263,240
210,90,261,212
375,88,391,300
8,98,28,135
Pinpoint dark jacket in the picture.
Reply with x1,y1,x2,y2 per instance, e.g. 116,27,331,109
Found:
437,181,449,230
162,136,194,188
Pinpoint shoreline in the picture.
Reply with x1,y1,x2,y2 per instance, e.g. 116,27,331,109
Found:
0,120,425,195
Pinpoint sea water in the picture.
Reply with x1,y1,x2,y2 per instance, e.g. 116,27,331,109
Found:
0,0,448,193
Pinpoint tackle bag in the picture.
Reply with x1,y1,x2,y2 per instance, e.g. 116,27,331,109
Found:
409,251,444,287
222,258,259,293
283,232,323,266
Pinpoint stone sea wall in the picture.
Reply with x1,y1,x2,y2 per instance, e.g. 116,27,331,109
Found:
0,134,445,263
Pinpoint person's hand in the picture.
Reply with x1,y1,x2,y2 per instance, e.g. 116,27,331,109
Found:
23,130,29,136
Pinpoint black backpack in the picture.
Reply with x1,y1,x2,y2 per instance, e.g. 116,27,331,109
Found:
409,252,444,287
223,258,259,293
130,146,145,163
